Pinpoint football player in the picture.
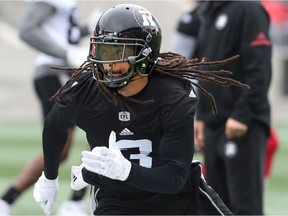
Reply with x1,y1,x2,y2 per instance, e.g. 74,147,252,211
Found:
32,4,249,215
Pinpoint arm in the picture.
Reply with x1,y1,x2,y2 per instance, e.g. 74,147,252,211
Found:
19,2,66,58
42,105,75,179
126,114,195,194
230,4,271,125
194,120,205,150
33,104,74,215
127,88,197,194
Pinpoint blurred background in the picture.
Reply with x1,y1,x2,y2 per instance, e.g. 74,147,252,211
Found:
0,0,192,123
1,0,288,124
0,0,287,215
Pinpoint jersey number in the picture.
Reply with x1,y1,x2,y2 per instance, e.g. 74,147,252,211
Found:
117,139,152,168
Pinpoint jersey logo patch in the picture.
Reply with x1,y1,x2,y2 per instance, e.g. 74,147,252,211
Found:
189,89,196,97
224,141,238,158
71,81,78,88
250,32,271,47
72,173,77,183
119,111,130,122
119,128,134,136
215,13,228,30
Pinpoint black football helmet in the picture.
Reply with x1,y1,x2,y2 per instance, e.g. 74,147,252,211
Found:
88,4,162,88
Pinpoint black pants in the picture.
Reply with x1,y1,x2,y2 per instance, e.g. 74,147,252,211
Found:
89,161,233,215
190,161,233,215
203,122,267,215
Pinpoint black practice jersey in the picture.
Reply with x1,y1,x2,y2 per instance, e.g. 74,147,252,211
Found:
43,71,198,214
196,1,271,132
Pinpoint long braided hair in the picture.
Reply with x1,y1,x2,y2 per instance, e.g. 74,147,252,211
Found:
50,52,250,114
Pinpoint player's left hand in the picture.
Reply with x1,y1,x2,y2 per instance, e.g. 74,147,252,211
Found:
81,131,132,181
33,172,58,216
71,163,89,191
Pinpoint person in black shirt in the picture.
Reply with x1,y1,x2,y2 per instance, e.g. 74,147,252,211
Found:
32,4,249,215
194,1,272,214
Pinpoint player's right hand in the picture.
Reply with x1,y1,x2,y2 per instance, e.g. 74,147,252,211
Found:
82,131,132,181
33,171,58,216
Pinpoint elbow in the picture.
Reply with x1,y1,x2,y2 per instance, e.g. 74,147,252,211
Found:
166,187,183,195
155,164,190,194
165,174,187,194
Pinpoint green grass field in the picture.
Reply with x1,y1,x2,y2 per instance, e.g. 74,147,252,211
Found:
0,123,287,215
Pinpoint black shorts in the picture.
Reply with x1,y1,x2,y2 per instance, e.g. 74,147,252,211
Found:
34,75,63,120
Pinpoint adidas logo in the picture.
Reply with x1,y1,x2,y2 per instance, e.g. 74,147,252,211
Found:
72,174,77,183
189,89,196,98
250,32,271,47
71,81,78,88
119,128,134,136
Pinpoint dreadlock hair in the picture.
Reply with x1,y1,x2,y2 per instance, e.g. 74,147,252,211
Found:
154,52,250,114
50,52,250,114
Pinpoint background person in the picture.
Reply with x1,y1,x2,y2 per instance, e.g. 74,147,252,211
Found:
171,0,280,187
194,1,272,214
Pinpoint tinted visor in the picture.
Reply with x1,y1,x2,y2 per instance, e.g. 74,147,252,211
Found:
95,43,135,61
89,36,146,63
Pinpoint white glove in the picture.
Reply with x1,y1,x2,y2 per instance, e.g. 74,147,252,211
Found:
82,131,132,181
66,46,88,68
33,172,58,216
71,163,89,191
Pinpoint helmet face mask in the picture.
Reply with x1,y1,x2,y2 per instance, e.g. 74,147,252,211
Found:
90,36,145,63
88,4,162,89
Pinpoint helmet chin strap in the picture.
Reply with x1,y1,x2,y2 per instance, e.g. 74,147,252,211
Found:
129,74,146,83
